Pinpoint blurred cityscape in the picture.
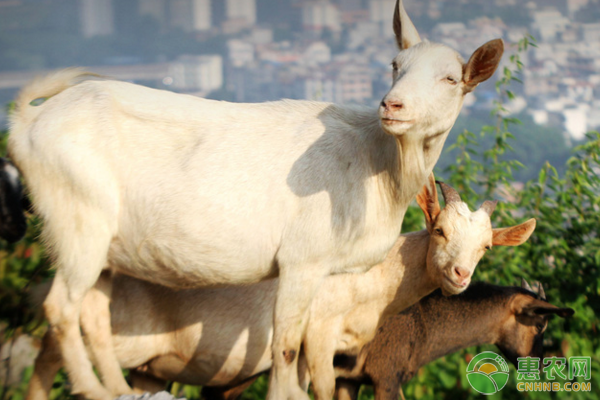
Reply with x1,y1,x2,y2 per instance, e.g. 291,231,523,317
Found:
0,0,599,140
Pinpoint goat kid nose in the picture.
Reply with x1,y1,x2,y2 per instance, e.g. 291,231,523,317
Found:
453,266,471,285
380,98,404,111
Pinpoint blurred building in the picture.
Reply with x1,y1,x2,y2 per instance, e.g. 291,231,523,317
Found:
369,0,395,37
302,1,342,32
223,0,256,32
169,0,212,32
167,54,223,93
80,0,114,37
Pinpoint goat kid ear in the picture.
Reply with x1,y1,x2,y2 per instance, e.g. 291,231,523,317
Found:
393,0,422,50
492,218,536,246
513,296,575,319
521,304,575,319
415,172,440,232
463,38,504,93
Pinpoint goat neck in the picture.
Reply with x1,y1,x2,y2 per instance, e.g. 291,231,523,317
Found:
361,112,447,219
412,289,509,365
357,229,438,322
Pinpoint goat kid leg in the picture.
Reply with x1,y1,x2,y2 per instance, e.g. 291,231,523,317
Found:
201,376,260,400
373,380,401,400
25,330,63,400
304,329,337,400
297,352,311,392
334,379,361,400
128,370,166,394
266,264,326,400
80,273,133,396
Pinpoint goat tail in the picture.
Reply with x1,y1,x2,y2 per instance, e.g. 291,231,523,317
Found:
9,68,101,132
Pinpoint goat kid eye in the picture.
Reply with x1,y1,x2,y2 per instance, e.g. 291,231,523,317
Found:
434,228,444,237
445,76,458,85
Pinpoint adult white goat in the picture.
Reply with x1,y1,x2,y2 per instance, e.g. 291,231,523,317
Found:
26,176,535,400
8,0,503,398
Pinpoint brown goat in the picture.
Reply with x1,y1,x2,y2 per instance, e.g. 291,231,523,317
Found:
202,280,573,400
332,280,574,400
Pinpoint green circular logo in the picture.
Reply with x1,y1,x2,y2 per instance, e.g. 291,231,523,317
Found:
466,351,510,395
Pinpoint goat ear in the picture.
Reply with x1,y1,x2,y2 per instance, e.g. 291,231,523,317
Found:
393,0,421,50
513,296,574,318
416,173,440,232
492,218,536,246
521,303,575,318
463,39,504,93
532,307,575,318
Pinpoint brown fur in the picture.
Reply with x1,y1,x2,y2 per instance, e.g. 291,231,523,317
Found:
333,282,574,400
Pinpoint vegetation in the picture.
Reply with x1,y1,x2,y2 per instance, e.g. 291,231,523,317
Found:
438,109,573,183
1,36,598,399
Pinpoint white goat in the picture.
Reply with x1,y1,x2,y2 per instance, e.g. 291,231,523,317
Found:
26,176,535,400
8,0,504,397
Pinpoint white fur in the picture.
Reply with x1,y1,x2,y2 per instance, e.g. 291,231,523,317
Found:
25,179,536,400
9,1,503,398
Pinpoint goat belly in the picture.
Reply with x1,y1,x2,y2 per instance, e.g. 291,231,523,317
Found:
109,275,277,386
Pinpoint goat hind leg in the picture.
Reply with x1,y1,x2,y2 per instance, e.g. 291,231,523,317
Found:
43,219,114,400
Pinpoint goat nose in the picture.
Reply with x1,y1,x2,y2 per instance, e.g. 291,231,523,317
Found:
453,267,470,283
380,99,404,111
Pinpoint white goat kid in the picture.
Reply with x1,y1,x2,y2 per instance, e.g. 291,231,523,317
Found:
26,176,535,400
8,0,503,398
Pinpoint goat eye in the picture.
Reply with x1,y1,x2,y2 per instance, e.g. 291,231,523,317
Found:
485,245,491,251
434,228,444,236
446,76,457,85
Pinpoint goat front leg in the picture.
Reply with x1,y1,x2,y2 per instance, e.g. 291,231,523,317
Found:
42,217,114,400
80,272,133,396
25,330,63,400
266,264,326,400
334,379,361,400
372,378,401,400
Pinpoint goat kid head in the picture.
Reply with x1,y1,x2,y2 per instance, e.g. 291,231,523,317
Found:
379,0,504,138
495,279,575,366
416,174,536,296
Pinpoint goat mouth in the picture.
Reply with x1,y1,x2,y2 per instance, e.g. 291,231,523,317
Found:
444,275,467,290
380,118,414,125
